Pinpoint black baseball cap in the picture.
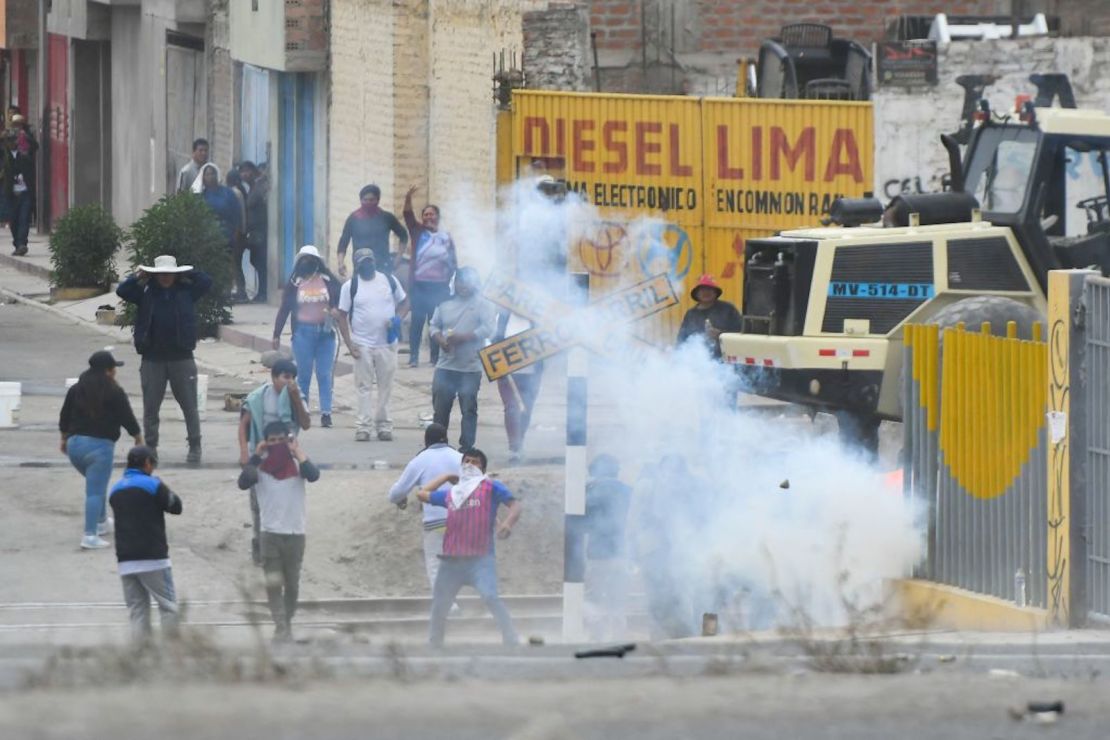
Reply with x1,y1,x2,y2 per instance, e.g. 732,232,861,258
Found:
88,350,124,371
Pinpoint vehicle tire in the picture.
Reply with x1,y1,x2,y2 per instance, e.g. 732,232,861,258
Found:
925,296,1045,340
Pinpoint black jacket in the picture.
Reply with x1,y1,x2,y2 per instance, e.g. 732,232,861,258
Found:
116,271,212,358
59,380,140,442
109,469,182,563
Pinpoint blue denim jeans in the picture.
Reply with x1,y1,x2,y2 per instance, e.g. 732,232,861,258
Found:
291,323,337,414
428,554,518,647
67,435,115,536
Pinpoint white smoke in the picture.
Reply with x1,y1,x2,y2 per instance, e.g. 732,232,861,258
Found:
436,177,923,636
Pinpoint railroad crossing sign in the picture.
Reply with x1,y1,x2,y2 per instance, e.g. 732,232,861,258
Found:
479,271,679,381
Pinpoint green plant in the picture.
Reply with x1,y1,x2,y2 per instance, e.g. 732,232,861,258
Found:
48,204,122,289
125,192,234,333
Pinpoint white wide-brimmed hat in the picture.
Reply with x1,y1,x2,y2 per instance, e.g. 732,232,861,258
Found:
141,255,193,273
295,245,322,262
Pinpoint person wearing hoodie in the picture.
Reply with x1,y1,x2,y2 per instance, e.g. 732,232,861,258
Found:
192,163,246,299
416,448,522,647
237,422,320,643
238,359,311,565
335,184,407,279
108,446,183,642
387,423,463,592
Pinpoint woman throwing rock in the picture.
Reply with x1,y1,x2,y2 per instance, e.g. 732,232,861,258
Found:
403,185,457,368
59,351,143,550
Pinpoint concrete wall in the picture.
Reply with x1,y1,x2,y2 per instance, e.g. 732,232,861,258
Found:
522,2,592,92
109,1,186,226
872,36,1110,202
228,0,284,71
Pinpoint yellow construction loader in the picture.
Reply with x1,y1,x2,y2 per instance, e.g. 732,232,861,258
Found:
721,98,1110,452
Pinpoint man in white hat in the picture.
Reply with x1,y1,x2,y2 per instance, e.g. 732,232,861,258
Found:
116,256,212,464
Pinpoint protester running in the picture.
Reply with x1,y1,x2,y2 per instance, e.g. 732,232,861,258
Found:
59,351,143,550
108,446,183,642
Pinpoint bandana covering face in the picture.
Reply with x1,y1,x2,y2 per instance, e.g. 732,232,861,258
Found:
449,464,487,509
259,442,299,481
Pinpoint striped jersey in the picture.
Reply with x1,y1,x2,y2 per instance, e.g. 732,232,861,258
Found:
429,478,515,557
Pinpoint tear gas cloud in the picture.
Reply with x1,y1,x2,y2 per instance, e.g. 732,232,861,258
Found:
438,177,923,635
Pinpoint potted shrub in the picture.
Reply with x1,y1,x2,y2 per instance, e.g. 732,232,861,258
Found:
124,192,235,335
48,204,122,300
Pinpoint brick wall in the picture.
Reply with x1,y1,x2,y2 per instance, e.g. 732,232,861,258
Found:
592,0,1020,56
327,0,399,264
327,0,536,267
523,2,592,91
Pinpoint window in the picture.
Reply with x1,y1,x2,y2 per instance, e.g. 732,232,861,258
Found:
964,127,1040,216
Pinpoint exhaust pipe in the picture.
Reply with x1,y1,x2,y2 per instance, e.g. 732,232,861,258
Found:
941,134,964,193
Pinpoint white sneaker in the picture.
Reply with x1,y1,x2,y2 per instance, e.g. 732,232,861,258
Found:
80,535,111,550
97,517,114,536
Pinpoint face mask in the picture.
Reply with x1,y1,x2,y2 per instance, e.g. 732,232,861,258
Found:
295,260,317,278
460,463,483,479
357,263,376,280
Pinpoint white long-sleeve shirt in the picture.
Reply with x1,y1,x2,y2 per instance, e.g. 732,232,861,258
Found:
388,444,463,529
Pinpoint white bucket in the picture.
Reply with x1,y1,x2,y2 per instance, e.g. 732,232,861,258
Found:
0,382,21,428
170,373,209,422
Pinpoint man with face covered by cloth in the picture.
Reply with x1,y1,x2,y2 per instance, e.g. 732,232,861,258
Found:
337,249,409,442
416,447,522,647
238,421,321,643
335,184,408,279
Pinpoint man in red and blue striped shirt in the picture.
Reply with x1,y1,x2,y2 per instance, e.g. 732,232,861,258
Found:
416,448,522,646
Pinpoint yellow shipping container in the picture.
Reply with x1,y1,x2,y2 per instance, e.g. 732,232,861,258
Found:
497,90,874,345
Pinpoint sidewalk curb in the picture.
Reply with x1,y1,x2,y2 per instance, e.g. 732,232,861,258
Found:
0,284,254,384
218,323,355,377
0,251,51,281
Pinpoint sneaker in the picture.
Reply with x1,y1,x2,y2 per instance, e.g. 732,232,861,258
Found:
320,413,333,428
507,451,522,465
407,360,419,369
355,430,371,442
80,535,111,550
186,445,202,465
377,430,393,441
97,516,114,536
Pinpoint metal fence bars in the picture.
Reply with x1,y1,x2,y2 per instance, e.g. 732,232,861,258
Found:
903,322,1048,607
1085,275,1110,619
